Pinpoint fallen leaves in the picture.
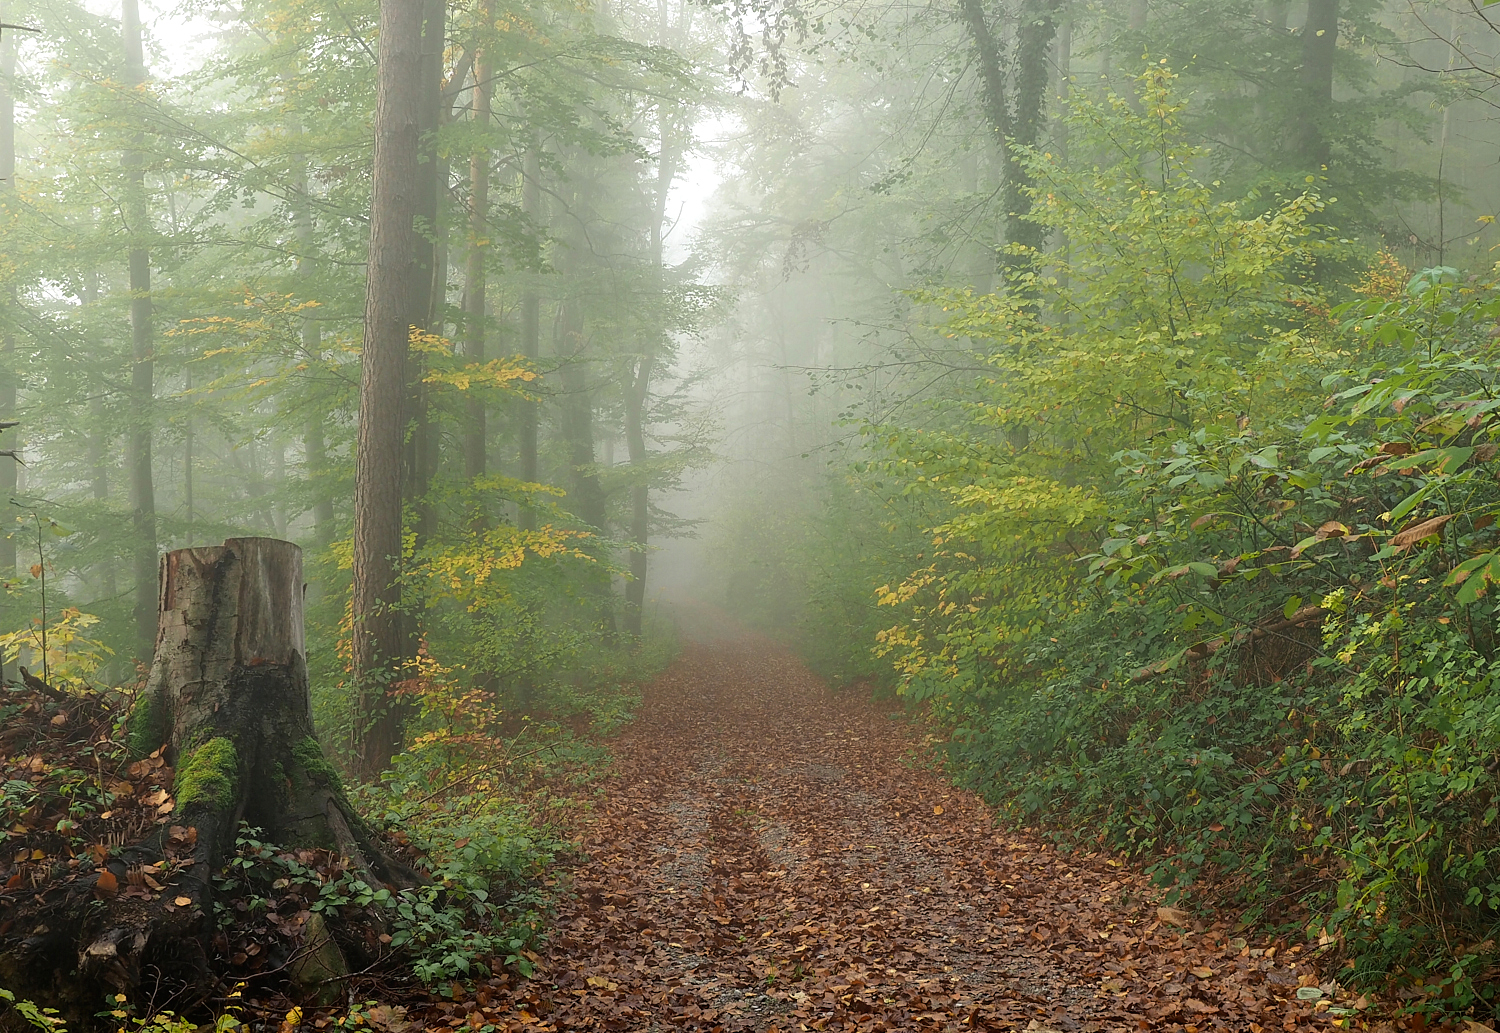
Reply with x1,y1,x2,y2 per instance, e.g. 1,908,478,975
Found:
418,635,1346,1032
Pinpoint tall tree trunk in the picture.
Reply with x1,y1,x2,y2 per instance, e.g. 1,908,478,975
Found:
1290,0,1337,168
1003,0,1061,263
0,11,16,685
558,303,604,532
621,354,652,639
291,139,335,548
958,0,1009,163
1052,15,1071,296
622,113,682,639
353,0,425,780
462,9,493,522
517,145,541,531
404,0,446,558
122,0,158,663
958,0,1059,276
183,366,193,543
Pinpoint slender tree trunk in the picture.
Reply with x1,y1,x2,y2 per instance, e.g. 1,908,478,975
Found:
1052,15,1071,296
353,0,425,780
404,0,446,558
621,354,652,638
622,113,682,639
291,140,335,547
84,267,119,605
1291,0,1337,168
122,0,158,663
463,11,494,524
0,13,15,685
183,366,193,543
518,145,541,531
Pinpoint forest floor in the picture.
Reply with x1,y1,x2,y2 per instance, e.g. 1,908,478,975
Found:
418,613,1366,1033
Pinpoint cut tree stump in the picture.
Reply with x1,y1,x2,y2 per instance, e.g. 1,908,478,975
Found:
0,538,415,1018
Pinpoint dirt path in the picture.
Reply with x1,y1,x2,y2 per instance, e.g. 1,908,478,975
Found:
463,629,1339,1032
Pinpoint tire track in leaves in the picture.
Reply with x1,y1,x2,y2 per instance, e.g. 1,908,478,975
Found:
454,636,1345,1032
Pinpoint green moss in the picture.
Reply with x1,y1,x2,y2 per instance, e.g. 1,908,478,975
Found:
126,690,168,759
292,736,344,794
174,737,239,810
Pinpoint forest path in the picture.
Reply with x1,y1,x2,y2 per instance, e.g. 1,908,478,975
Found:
469,617,1334,1032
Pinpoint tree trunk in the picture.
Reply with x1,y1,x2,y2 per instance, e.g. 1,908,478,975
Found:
517,145,541,532
353,0,425,780
0,539,409,1016
291,141,335,548
1290,0,1337,168
621,355,651,639
462,13,493,522
958,0,1009,165
1002,0,1060,264
122,0,158,663
404,0,446,558
1,7,17,685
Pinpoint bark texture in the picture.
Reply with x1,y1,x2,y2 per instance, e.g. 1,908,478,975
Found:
0,539,402,1019
353,0,425,779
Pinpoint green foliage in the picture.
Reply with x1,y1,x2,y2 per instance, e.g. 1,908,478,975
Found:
0,986,65,1032
125,689,167,760
747,62,1500,1012
220,820,552,985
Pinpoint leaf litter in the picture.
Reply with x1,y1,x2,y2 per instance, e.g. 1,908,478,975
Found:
436,635,1361,1033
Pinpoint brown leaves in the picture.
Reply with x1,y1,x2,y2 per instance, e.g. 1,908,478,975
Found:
1392,513,1454,550
93,869,118,899
413,640,1343,1033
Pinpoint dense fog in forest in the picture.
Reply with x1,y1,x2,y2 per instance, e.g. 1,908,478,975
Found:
6,0,1500,1025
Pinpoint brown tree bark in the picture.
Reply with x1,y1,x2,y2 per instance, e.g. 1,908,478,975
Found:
122,0,158,662
0,539,409,1016
353,0,425,780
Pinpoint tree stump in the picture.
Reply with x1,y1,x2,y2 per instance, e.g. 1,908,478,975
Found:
0,538,412,1016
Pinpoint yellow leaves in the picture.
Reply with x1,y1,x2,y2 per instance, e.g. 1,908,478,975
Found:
422,525,595,609
407,327,454,355
424,357,539,393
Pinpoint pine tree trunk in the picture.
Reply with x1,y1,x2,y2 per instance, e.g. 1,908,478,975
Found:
353,0,425,780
